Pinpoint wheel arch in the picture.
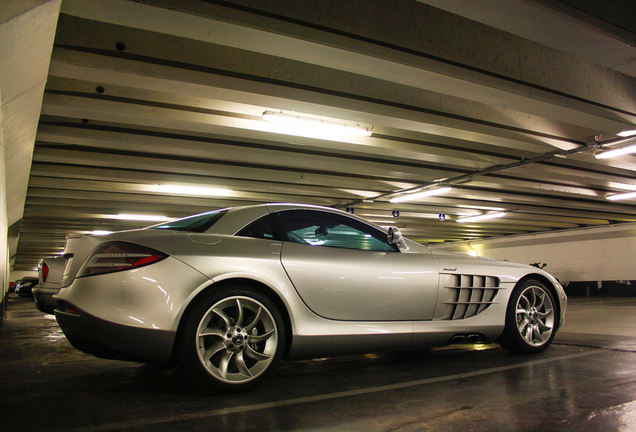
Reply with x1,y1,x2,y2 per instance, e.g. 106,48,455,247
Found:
171,277,294,362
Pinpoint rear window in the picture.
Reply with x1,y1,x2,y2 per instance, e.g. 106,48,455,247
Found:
150,209,228,233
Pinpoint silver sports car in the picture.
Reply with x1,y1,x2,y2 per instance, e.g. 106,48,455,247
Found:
54,203,567,391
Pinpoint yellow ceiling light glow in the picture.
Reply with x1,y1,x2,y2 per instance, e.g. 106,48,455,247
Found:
262,111,372,137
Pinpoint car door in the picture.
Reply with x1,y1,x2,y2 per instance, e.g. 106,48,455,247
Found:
275,209,440,321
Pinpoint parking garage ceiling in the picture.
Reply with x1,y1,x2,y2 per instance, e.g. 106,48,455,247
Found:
8,0,636,270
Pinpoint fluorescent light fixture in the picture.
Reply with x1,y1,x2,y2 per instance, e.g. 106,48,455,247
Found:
108,214,171,222
595,143,636,159
461,205,506,211
389,187,452,203
607,191,636,201
618,130,636,137
158,185,232,197
456,212,507,223
595,134,636,159
262,111,372,136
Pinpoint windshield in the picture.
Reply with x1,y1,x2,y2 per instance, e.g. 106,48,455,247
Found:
149,209,228,233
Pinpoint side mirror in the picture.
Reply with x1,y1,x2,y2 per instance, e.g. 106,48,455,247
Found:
387,226,406,249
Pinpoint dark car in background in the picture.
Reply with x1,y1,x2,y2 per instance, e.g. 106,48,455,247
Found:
15,277,39,298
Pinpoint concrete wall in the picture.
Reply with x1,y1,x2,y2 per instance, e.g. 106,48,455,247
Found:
431,224,636,291
9,271,38,283
1,86,7,323
1,0,61,325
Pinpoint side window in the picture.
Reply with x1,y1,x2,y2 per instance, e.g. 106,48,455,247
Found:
275,210,398,252
236,215,282,241
150,209,227,232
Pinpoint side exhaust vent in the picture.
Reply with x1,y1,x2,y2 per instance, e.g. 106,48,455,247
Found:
440,274,501,320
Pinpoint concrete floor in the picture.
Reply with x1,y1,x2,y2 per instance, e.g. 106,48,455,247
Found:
2,294,636,432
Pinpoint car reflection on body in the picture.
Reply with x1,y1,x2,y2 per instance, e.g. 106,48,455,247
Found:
54,203,567,391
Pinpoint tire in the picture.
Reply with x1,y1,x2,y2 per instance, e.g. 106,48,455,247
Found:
179,285,285,392
498,279,557,354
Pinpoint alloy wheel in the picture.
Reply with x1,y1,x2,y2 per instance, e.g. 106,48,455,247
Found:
195,296,278,384
515,285,555,347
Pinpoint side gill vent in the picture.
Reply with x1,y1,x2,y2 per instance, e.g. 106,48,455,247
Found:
441,274,501,320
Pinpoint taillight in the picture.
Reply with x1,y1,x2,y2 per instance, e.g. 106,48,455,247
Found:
77,242,168,277
41,262,50,283
58,301,80,315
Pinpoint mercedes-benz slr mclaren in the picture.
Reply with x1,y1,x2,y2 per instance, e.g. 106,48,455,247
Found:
54,203,567,391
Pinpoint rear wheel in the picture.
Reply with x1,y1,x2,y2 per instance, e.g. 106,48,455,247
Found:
179,286,285,392
498,279,557,354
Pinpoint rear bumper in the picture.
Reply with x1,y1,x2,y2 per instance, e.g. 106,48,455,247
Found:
33,287,59,314
55,305,176,363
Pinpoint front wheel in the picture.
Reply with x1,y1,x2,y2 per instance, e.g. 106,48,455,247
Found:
498,279,557,354
179,286,285,392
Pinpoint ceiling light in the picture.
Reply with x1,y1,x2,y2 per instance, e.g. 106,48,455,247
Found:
262,111,372,136
107,214,171,221
618,130,636,137
595,143,636,159
157,185,232,197
595,134,636,159
389,187,452,203
607,191,636,201
456,212,507,223
461,205,506,211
